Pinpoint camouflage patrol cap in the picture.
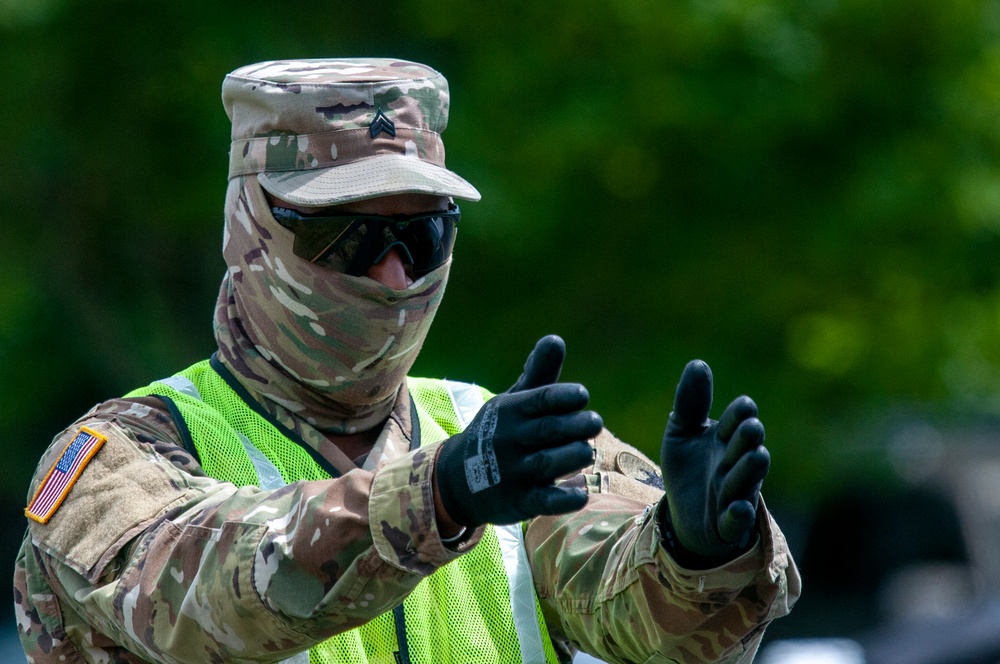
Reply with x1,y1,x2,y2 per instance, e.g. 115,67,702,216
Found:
223,58,481,206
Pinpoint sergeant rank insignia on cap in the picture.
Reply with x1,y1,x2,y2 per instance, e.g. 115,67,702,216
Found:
25,426,107,524
369,107,396,138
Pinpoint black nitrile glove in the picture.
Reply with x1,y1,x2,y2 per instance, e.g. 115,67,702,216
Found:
660,360,770,567
436,335,603,528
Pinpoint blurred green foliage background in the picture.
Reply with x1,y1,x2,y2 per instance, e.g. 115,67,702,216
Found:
4,0,1000,641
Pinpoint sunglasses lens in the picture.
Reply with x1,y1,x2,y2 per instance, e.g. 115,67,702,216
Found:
283,217,359,266
395,215,457,275
319,221,372,273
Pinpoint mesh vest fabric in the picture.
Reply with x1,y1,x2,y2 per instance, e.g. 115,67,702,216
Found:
126,361,560,664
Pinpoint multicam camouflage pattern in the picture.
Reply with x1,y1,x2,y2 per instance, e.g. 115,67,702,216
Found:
528,490,796,663
223,58,479,205
15,387,472,663
215,175,449,434
15,385,799,663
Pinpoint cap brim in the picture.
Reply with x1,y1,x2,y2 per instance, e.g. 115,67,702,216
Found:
257,155,481,206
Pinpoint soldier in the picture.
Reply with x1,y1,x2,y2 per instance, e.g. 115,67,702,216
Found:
14,59,799,663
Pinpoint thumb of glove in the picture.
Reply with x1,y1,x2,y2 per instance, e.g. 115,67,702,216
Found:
507,335,566,393
667,359,713,436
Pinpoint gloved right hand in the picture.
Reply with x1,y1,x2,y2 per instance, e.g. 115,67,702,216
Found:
436,335,603,528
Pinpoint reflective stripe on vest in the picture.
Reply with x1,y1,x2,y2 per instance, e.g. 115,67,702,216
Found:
131,362,558,663
443,381,548,664
156,374,202,400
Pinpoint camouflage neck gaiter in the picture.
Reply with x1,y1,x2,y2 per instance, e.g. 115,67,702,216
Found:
213,176,450,434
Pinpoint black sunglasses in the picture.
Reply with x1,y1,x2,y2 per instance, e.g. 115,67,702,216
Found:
270,204,460,277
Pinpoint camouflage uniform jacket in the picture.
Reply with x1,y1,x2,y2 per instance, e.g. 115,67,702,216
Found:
14,370,800,664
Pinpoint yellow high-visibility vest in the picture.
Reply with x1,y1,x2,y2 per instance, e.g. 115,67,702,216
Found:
127,356,560,664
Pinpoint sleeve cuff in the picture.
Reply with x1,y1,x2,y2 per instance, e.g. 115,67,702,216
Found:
369,441,482,574
653,496,784,595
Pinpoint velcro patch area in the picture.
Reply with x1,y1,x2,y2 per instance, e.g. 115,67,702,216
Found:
26,426,107,524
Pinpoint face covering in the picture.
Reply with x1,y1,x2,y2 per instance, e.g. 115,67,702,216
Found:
213,175,450,434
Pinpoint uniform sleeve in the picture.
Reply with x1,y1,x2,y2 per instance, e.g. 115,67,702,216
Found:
525,430,801,664
19,398,470,663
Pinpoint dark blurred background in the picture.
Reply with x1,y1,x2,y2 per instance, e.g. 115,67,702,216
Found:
5,0,1000,660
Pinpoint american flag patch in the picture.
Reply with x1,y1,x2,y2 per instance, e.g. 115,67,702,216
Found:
25,426,107,524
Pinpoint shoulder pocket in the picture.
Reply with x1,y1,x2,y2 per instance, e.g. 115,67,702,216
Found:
28,420,188,581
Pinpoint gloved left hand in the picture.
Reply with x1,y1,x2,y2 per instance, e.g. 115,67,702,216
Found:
659,360,770,567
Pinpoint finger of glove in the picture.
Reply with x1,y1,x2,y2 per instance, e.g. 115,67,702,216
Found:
667,360,713,435
523,484,589,517
511,382,591,417
718,500,758,545
508,335,566,393
717,396,758,441
522,441,595,481
516,411,603,450
719,446,770,508
722,417,765,467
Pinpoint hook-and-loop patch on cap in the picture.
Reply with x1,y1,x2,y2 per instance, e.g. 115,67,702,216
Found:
25,427,107,524
228,127,445,179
